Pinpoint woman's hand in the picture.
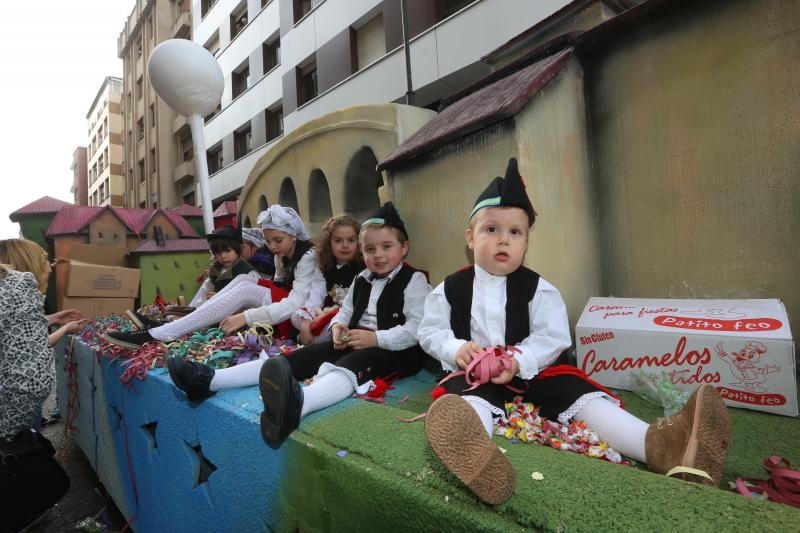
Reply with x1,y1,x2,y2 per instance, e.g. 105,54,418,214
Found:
455,341,482,370
344,329,377,351
220,313,247,335
48,308,85,326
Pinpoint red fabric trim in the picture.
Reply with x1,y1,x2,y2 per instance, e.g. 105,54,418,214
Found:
255,279,293,338
536,364,624,409
309,308,339,336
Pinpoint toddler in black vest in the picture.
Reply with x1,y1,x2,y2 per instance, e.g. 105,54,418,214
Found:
419,158,731,505
190,224,258,307
257,202,431,449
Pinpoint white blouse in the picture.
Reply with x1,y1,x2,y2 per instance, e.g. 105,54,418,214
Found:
332,264,431,351
418,264,571,380
244,248,325,326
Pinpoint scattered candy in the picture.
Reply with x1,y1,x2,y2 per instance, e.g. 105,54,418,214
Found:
496,397,629,465
621,371,689,417
531,472,544,480
337,450,348,458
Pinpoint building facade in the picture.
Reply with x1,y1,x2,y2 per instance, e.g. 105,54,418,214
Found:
192,0,573,203
118,0,195,209
70,146,89,206
86,77,125,207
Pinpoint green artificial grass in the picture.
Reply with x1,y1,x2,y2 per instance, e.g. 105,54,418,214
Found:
277,385,799,532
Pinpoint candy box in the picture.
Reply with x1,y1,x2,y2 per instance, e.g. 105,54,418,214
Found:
575,297,797,417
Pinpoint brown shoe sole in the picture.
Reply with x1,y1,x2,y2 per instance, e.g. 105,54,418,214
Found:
425,394,516,505
680,385,731,486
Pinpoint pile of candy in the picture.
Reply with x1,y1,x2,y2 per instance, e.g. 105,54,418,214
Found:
496,397,629,465
79,316,297,386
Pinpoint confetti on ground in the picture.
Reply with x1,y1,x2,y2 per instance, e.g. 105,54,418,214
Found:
531,472,544,480
498,447,507,454
337,450,348,458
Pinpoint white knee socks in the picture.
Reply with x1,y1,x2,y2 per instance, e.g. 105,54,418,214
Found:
300,370,354,418
150,281,269,341
576,397,648,462
209,358,265,391
464,395,495,437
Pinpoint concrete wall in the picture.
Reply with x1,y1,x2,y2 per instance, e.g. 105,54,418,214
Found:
239,103,435,237
583,0,800,331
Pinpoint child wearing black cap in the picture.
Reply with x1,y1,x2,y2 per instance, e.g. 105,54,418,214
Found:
189,224,258,307
418,158,732,505
257,202,432,449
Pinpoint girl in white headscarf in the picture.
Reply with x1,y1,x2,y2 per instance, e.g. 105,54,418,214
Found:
103,206,326,360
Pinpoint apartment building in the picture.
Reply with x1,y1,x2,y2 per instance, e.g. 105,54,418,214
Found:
70,147,88,206
192,0,572,203
118,0,195,209
86,77,125,207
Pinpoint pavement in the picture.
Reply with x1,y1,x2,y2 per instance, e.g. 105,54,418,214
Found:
24,391,126,533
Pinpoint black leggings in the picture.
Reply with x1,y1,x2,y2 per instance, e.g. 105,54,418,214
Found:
286,341,427,385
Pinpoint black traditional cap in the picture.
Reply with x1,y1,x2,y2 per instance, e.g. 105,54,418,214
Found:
361,201,409,240
206,224,242,242
469,158,536,226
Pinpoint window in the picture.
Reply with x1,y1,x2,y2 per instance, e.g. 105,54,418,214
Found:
265,105,283,142
230,4,248,39
204,32,220,57
181,138,194,162
201,0,218,18
297,59,317,106
204,103,221,123
263,37,280,73
356,14,385,70
151,193,158,208
207,145,223,173
293,0,311,23
136,38,143,58
234,124,253,160
232,64,250,99
137,118,145,140
138,159,145,183
128,130,133,147
435,0,472,21
136,77,143,101
150,149,157,176
149,104,155,126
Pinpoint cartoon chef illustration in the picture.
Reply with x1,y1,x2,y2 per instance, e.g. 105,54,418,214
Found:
715,341,780,392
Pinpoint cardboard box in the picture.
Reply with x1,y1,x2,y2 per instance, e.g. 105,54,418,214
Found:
65,261,140,299
67,243,131,267
576,298,797,417
62,297,135,320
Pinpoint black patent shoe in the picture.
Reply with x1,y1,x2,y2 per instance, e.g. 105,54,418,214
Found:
166,356,215,402
258,356,303,449
102,329,157,350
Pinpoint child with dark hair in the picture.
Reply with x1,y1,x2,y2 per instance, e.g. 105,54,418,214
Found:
294,215,364,345
241,227,275,278
257,202,431,449
189,225,258,307
419,159,732,505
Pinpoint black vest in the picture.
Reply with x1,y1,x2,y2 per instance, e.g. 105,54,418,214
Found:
275,240,313,290
443,266,540,346
323,262,363,307
211,259,255,292
348,264,419,330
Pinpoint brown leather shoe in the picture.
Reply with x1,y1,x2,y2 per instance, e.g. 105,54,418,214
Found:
425,394,516,505
645,384,731,486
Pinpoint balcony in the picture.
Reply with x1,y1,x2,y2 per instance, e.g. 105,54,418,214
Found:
135,54,143,78
172,115,190,137
173,159,196,183
172,11,191,39
136,98,145,120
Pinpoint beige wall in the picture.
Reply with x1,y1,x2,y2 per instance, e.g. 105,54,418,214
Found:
393,60,598,330
239,104,436,238
585,0,800,331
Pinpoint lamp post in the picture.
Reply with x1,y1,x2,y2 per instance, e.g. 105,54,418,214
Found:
148,39,224,234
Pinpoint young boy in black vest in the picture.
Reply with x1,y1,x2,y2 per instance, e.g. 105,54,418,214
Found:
258,202,431,448
190,224,258,307
419,158,731,505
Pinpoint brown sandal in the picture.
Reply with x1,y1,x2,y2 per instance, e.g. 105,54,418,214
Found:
425,394,516,505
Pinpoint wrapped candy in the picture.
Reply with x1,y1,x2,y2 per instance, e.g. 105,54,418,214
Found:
620,371,689,417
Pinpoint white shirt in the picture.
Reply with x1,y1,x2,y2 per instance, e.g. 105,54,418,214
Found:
332,264,432,351
418,264,571,380
244,249,325,326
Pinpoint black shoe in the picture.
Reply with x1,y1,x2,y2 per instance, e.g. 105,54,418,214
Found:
259,356,303,449
102,329,157,350
126,310,168,330
166,356,215,402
